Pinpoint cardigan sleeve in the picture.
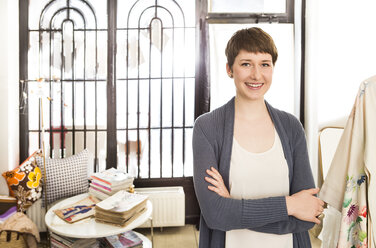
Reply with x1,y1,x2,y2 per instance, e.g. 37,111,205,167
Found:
249,216,315,234
289,117,316,195
193,120,290,232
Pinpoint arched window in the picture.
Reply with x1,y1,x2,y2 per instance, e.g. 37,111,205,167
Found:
20,0,197,180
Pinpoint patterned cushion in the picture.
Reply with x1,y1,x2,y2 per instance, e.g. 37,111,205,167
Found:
36,149,89,205
2,151,43,212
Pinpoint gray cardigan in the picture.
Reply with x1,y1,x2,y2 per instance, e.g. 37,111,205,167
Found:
193,98,315,248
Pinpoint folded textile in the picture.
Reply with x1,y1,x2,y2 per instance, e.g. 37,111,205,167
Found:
0,212,40,248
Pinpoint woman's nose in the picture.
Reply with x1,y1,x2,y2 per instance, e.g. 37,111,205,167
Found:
250,66,261,80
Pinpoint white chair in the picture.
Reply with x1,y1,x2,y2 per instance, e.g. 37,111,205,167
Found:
318,126,344,187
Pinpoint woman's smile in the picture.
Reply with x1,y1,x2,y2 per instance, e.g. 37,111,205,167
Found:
244,82,264,90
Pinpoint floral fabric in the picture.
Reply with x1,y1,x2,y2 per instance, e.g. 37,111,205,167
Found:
2,151,43,212
320,76,376,247
339,173,368,247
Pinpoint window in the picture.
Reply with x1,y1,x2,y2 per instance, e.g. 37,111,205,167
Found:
19,0,196,179
209,0,287,14
203,0,301,118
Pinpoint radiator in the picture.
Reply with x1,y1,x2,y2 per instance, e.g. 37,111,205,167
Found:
135,186,185,228
26,199,47,232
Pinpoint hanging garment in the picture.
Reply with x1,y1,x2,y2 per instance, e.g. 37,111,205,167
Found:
320,75,376,248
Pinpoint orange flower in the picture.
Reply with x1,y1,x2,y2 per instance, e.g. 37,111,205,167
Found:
4,168,26,186
27,167,42,188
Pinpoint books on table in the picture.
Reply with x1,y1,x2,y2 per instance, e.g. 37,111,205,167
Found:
95,190,148,227
53,195,100,223
91,167,134,186
89,168,135,200
89,187,112,200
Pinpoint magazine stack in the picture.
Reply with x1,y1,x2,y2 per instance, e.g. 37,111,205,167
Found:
99,231,143,248
95,190,148,227
89,167,135,200
50,233,101,248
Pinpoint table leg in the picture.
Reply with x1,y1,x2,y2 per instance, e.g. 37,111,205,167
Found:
150,216,154,247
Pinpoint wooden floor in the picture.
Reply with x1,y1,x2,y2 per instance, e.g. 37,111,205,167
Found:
135,225,199,248
38,225,322,247
136,225,322,248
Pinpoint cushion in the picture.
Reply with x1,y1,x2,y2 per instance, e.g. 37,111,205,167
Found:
2,151,43,212
36,149,89,205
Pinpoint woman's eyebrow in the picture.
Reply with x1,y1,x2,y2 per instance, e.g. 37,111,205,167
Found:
239,59,272,62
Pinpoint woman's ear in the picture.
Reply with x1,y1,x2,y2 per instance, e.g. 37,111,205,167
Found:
226,63,233,78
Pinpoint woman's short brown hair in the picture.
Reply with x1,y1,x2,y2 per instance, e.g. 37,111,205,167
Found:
225,27,278,70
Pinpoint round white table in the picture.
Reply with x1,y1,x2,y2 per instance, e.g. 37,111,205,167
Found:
45,193,153,242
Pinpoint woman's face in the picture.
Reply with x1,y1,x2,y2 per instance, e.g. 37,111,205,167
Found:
227,50,274,102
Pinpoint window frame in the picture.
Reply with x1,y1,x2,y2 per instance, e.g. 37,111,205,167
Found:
19,0,201,176
201,0,305,124
206,0,294,24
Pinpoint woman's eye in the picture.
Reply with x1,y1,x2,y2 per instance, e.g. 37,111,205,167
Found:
262,63,271,67
241,63,250,67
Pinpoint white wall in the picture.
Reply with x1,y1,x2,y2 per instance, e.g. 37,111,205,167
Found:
305,0,320,184
0,0,20,195
305,0,376,184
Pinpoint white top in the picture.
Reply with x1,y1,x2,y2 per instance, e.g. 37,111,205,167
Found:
226,130,293,248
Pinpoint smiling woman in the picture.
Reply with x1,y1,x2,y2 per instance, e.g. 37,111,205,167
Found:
227,51,274,103
193,27,324,248
209,24,296,115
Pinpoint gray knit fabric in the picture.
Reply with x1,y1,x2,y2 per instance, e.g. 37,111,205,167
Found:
193,97,315,248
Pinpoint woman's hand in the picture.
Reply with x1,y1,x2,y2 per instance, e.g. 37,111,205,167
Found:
285,188,325,224
205,167,230,198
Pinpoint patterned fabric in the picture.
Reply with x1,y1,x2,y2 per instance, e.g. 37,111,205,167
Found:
340,173,368,247
2,151,43,212
320,76,376,247
36,149,89,205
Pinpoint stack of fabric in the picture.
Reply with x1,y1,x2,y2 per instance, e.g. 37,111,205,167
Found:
95,190,148,227
89,168,134,200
